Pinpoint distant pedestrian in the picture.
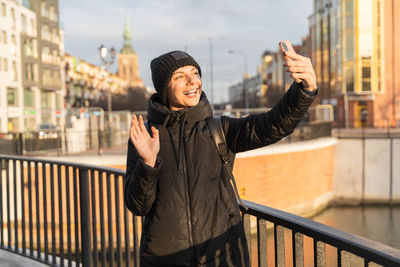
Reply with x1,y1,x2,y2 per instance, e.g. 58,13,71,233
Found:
124,41,317,266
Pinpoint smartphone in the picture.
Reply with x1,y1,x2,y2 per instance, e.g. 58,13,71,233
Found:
279,40,294,56
281,42,289,52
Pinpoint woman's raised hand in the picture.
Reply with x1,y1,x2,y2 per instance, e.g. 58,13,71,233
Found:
129,115,160,167
280,40,317,93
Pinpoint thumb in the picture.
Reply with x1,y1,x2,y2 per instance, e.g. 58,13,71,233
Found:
151,126,159,140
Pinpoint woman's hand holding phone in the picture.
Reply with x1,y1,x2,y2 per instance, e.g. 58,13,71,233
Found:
279,40,317,93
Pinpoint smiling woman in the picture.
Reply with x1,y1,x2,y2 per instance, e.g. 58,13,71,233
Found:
124,48,318,266
167,65,202,110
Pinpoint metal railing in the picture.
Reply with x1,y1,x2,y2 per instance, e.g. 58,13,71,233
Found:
0,155,139,267
0,155,399,266
241,201,400,267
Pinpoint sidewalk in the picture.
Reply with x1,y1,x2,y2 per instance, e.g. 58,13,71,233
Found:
34,144,128,168
0,250,49,267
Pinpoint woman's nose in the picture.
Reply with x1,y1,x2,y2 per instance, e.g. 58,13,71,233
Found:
187,75,195,84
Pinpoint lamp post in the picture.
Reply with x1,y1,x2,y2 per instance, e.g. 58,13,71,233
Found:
197,36,224,109
98,44,116,121
228,50,248,112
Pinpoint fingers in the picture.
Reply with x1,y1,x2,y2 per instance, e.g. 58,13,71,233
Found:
151,126,159,140
290,73,317,90
283,51,309,62
138,115,146,133
283,58,315,83
285,66,309,73
130,115,139,141
283,61,309,67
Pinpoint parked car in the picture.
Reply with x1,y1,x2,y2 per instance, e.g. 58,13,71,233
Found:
38,123,59,139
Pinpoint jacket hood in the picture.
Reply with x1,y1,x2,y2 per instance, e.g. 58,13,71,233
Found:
147,91,213,126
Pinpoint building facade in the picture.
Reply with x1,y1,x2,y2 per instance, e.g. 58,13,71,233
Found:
228,73,262,109
0,0,37,132
65,53,129,109
309,0,399,128
0,0,65,133
30,0,64,127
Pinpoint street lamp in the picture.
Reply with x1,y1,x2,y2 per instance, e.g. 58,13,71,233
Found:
228,50,248,112
98,44,116,120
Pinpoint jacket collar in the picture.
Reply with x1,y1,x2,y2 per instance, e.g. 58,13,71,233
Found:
147,91,213,126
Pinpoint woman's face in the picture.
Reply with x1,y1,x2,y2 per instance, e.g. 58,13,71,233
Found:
167,65,202,111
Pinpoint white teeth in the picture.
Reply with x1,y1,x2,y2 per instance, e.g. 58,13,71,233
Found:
184,89,197,95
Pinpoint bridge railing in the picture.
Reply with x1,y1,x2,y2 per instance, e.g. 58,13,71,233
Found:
241,201,400,266
0,155,399,266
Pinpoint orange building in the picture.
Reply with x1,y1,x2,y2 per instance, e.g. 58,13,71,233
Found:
374,0,400,127
309,0,400,128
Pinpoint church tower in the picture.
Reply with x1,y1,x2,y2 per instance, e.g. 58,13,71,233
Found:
118,16,143,88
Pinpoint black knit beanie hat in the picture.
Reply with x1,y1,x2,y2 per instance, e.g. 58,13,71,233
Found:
150,50,202,106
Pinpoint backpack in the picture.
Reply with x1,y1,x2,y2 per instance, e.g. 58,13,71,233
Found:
206,117,248,210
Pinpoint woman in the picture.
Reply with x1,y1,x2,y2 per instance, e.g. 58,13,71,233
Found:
124,45,317,266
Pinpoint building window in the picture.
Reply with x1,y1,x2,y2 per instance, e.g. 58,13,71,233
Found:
11,34,16,55
25,63,37,81
49,5,57,21
41,0,47,18
11,8,15,29
7,87,18,106
30,18,35,36
344,62,354,92
21,14,27,33
56,93,61,109
43,68,50,85
2,30,6,44
52,49,58,64
24,38,37,58
3,58,8,71
52,28,58,44
41,91,51,108
1,2,6,17
12,61,17,81
361,56,371,92
24,88,35,107
42,46,49,63
41,24,49,41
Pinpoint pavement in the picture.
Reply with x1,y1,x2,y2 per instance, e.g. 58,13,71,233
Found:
33,144,128,168
0,250,49,267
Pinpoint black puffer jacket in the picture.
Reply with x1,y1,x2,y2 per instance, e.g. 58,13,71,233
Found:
124,82,316,266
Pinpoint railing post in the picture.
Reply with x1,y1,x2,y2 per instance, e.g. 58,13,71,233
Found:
79,168,92,267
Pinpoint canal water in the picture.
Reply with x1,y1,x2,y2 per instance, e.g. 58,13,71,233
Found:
312,205,400,250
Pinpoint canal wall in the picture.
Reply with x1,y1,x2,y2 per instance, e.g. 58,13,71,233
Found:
233,137,337,217
233,135,400,218
333,138,400,204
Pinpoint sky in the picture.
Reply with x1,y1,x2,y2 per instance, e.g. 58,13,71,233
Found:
59,0,314,104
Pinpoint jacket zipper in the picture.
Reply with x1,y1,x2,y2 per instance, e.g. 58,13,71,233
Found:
182,141,195,265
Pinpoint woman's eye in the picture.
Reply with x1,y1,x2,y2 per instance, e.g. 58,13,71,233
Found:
174,75,183,80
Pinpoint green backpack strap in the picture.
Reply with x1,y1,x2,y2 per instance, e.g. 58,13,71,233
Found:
206,117,248,211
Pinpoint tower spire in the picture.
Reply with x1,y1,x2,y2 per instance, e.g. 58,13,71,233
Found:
121,14,135,54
